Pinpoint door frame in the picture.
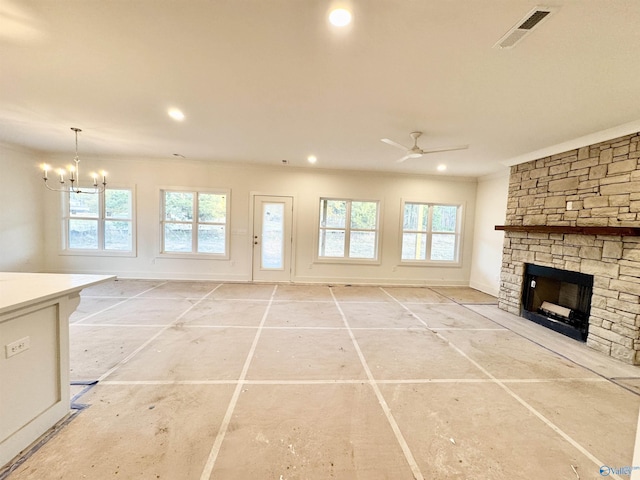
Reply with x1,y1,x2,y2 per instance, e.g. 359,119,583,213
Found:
250,193,296,282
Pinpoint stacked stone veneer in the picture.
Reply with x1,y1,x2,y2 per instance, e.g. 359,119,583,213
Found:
499,132,640,364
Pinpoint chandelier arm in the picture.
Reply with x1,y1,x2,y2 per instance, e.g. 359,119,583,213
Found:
43,179,65,192
41,127,108,195
42,179,106,194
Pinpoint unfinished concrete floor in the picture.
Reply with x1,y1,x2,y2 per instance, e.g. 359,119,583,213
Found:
4,280,640,479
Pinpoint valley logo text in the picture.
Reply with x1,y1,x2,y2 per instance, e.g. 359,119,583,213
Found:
600,465,640,476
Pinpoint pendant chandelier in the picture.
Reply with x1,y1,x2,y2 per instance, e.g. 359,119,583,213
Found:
42,127,107,194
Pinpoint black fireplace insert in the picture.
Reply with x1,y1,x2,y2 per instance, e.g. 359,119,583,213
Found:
521,264,594,341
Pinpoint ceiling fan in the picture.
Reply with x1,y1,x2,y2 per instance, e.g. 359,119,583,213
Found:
381,131,469,163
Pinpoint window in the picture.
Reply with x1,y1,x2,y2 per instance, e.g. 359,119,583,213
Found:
161,189,229,256
318,198,379,260
65,188,134,253
401,202,461,262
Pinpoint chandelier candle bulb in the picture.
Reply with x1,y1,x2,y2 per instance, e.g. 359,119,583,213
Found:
42,128,108,194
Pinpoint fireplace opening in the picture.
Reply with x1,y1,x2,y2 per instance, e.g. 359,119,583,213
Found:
521,264,594,341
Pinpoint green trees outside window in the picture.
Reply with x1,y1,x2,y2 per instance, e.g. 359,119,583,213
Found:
161,190,228,255
67,188,133,252
402,203,460,262
318,198,379,260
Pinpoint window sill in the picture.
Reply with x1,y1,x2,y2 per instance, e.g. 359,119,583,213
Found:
314,258,381,266
60,249,136,258
158,253,230,261
398,260,462,268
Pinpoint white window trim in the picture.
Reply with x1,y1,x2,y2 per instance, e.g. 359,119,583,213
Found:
315,197,382,265
399,200,463,266
60,185,137,257
158,187,231,260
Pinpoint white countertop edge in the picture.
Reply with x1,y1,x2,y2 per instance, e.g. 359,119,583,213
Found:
0,273,116,315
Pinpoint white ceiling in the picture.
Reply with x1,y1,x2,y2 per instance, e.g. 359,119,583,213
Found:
1,0,640,177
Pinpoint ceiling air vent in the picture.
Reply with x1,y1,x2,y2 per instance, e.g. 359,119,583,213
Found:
493,6,554,49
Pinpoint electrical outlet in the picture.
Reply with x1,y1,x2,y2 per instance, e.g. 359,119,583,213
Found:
5,336,30,358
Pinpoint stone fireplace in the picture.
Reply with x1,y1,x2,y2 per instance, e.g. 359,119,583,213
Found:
498,132,640,365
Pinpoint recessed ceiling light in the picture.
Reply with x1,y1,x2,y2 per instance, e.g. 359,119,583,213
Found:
168,108,185,121
307,155,317,164
329,8,352,27
437,164,447,171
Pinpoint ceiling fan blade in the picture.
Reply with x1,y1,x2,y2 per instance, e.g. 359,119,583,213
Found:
420,144,469,154
396,154,414,163
381,138,408,150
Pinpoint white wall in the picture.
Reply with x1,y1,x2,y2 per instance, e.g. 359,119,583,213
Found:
0,144,45,272
469,170,509,296
41,155,479,285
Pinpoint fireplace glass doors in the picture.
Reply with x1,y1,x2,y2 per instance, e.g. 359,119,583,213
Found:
521,264,594,341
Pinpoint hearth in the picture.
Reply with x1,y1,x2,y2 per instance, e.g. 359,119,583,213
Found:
521,264,594,341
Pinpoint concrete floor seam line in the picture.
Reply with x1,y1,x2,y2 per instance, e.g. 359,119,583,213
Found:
185,325,256,329
210,298,271,302
128,295,311,302
100,380,239,385
71,281,170,325
261,326,344,330
272,299,335,303
198,284,278,480
72,324,481,332
465,305,640,397
81,295,130,299
430,327,508,331
378,288,432,329
329,287,425,480
441,334,621,479
498,377,608,383
333,300,388,304
243,379,367,385
374,377,608,384
72,324,260,329
94,283,223,383
72,323,185,329
377,287,499,383
379,287,620,477
90,296,208,301
403,301,460,305
92,377,609,386
97,379,364,386
349,327,425,331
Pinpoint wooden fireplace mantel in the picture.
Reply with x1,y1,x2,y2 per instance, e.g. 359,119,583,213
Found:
495,225,640,236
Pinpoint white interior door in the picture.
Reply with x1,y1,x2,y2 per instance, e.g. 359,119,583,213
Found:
252,195,293,282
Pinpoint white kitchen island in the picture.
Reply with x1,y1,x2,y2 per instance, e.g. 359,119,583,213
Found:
0,272,115,468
